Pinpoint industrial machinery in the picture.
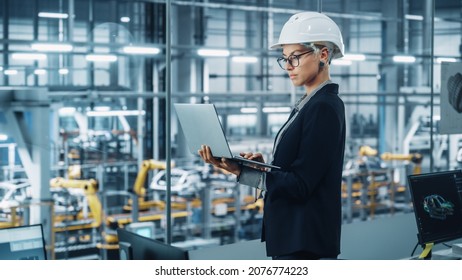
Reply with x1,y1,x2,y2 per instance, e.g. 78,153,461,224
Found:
343,145,389,220
0,179,31,216
123,159,170,211
100,160,190,253
58,109,138,165
343,145,424,220
150,168,202,197
0,179,82,229
104,162,262,251
50,177,102,230
0,179,27,228
381,152,423,176
49,177,103,258
380,152,423,214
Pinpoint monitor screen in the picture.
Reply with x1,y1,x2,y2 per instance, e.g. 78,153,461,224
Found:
125,222,155,239
117,228,188,260
408,170,462,245
0,224,47,260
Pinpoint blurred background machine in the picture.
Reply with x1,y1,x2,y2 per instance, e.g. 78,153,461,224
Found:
342,145,423,222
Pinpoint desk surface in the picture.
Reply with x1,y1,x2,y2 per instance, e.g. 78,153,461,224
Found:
188,239,270,260
188,214,462,260
408,248,462,260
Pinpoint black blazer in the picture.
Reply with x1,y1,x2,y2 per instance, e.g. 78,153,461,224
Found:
263,83,346,257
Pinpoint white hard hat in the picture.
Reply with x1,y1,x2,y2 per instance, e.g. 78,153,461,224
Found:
270,12,345,59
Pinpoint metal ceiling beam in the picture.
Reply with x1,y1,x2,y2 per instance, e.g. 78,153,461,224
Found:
145,0,403,22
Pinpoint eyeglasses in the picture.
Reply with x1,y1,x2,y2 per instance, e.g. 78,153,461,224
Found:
277,49,315,70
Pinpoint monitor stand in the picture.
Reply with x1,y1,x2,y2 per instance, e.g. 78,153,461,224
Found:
419,243,433,260
409,243,433,260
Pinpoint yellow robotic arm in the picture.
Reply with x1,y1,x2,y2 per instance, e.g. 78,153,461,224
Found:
133,160,169,197
50,177,102,228
380,152,423,174
358,145,378,157
357,146,423,174
123,160,173,211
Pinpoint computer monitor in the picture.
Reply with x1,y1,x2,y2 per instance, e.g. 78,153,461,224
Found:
117,228,188,260
408,170,462,246
125,222,155,239
0,224,47,260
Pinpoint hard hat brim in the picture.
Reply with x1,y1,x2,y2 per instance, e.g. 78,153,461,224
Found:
269,42,283,50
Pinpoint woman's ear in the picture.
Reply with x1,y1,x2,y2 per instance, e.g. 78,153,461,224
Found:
321,47,330,63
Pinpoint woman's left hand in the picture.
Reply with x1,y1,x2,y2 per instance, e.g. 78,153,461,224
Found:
198,145,242,176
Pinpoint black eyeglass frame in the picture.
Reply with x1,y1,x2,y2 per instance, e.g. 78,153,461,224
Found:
276,49,316,70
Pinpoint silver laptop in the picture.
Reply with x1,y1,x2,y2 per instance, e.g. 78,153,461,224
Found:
174,103,280,170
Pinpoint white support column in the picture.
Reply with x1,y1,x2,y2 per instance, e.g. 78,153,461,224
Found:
5,106,52,215
4,109,39,184
3,93,52,255
30,106,52,208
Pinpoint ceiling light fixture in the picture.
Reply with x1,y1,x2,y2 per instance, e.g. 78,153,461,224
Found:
436,57,457,63
232,56,258,63
12,53,47,60
123,46,160,55
3,69,18,75
262,107,291,113
332,60,352,66
94,106,111,112
393,55,416,63
38,12,69,19
85,54,118,62
31,43,73,52
240,107,258,114
405,14,424,21
34,69,47,75
87,110,146,117
197,48,230,57
342,54,366,61
59,68,69,75
58,107,76,115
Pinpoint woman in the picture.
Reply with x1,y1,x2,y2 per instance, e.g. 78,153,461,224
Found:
199,11,346,260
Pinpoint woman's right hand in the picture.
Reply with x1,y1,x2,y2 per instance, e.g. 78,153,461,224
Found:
239,152,268,171
198,145,241,176
239,152,265,163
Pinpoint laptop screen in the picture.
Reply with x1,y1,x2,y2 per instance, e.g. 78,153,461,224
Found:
174,103,233,158
174,103,280,170
0,224,47,260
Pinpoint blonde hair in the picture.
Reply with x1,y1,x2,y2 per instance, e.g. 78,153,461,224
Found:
301,42,334,64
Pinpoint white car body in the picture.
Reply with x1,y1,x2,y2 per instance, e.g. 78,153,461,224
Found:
150,168,202,194
0,179,31,212
0,179,83,215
